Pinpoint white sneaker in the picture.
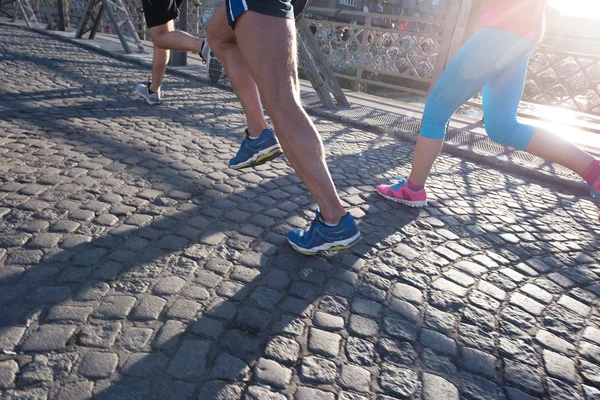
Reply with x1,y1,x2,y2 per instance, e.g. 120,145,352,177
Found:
200,39,225,83
134,82,161,105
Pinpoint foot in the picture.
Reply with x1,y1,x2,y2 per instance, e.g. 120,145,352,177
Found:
229,128,283,169
288,210,362,255
377,177,427,207
590,177,600,221
200,40,225,83
134,83,161,105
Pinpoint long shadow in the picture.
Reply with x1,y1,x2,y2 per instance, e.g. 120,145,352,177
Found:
3,23,600,400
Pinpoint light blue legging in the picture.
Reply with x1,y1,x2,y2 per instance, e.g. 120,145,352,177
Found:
421,27,539,151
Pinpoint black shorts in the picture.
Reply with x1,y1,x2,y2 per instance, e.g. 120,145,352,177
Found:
226,0,308,29
141,0,184,28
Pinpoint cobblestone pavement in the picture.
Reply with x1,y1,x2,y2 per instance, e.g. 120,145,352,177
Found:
1,24,600,400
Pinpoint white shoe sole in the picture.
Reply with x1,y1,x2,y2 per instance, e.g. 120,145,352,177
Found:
287,231,362,254
134,87,160,106
377,190,427,207
229,143,281,168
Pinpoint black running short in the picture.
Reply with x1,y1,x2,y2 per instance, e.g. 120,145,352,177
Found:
141,0,184,28
226,0,308,28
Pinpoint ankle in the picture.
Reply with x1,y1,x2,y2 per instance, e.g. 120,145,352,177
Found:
406,178,425,191
582,159,600,185
248,125,269,139
320,208,346,226
148,83,160,93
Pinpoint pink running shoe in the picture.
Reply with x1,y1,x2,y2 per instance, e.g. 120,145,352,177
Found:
377,178,427,207
590,177,600,221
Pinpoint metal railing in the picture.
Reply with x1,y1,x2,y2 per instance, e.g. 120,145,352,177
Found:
12,1,600,117
524,45,600,115
301,7,448,96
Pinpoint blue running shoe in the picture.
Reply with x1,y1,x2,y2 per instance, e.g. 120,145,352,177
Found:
229,128,283,169
288,210,362,255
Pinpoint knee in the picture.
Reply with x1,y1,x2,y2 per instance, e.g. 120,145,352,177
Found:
148,27,167,46
262,90,302,122
485,118,529,150
207,18,229,55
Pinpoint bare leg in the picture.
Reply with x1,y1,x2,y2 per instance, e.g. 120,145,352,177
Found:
150,44,169,93
231,12,345,223
207,4,267,137
526,131,594,176
152,30,204,53
408,136,444,187
147,21,177,93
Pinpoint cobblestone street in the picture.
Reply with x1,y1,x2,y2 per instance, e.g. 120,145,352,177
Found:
1,24,600,400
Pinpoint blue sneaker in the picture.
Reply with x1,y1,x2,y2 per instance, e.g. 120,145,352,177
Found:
229,128,283,170
288,210,362,254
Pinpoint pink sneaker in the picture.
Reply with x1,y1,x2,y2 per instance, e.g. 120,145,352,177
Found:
590,177,600,221
377,178,427,207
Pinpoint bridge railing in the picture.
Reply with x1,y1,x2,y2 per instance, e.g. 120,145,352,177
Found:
18,0,600,118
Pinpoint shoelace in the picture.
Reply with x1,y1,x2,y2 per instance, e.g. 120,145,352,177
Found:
390,177,407,191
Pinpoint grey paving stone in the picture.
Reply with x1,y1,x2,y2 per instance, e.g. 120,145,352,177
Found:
460,372,506,400
165,298,203,320
191,317,224,339
346,336,375,366
167,339,211,378
123,352,169,378
119,327,153,351
295,387,335,400
264,336,300,365
422,373,459,400
198,381,244,400
78,352,118,378
211,352,250,381
308,328,342,358
0,360,18,389
340,363,371,392
300,356,337,384
383,316,418,342
131,295,167,321
21,324,77,352
93,296,136,320
535,329,576,354
55,381,94,400
504,360,544,395
461,347,497,378
505,387,539,400
313,311,345,331
254,358,292,389
78,323,121,348
379,364,420,398
153,320,186,351
349,315,379,338
0,327,26,351
47,305,94,323
220,330,262,362
543,350,577,383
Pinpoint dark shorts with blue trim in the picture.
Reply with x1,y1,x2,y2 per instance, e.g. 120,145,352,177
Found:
141,0,184,28
226,0,308,29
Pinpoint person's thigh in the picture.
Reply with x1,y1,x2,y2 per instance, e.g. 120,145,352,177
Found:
232,11,299,110
207,3,236,46
420,27,534,139
141,0,180,29
482,54,536,150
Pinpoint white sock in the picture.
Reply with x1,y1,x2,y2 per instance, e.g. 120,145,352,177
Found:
322,219,338,227
247,135,259,140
